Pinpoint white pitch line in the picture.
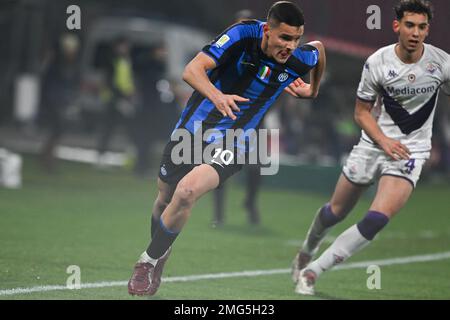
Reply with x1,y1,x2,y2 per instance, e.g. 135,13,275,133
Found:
1,251,450,296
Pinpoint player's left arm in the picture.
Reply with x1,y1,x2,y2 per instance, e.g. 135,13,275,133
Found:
285,41,326,99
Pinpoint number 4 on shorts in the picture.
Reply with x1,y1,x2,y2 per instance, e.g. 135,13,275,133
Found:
404,159,416,174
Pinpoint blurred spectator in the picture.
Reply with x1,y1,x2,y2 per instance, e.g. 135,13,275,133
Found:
96,37,137,167
278,92,309,155
38,33,81,172
278,72,359,164
133,41,177,176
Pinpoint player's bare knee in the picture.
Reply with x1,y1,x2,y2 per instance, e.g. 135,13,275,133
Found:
154,197,169,212
173,185,196,209
329,202,350,218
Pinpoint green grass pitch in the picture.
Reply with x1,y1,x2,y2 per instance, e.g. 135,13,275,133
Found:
1,156,449,300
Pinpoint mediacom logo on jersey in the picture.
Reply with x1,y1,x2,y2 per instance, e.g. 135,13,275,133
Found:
386,85,436,96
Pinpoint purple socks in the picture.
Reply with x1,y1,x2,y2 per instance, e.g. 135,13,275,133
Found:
357,211,389,240
319,203,344,228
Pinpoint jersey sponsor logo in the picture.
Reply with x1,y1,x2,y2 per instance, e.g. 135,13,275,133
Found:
215,34,230,48
408,73,416,83
387,70,398,79
257,65,272,81
382,88,438,135
385,85,435,96
278,72,289,82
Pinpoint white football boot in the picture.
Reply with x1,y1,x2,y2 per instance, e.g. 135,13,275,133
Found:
295,268,317,295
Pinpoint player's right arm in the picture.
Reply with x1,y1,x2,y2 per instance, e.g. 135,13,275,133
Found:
182,52,248,120
354,98,410,160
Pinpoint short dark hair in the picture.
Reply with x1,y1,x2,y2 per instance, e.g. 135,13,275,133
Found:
267,1,304,27
394,0,433,21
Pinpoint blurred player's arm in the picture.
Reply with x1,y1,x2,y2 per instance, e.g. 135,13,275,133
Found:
354,98,410,160
182,52,249,120
285,40,326,99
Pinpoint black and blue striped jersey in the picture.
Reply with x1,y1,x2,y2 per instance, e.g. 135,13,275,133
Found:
173,20,319,141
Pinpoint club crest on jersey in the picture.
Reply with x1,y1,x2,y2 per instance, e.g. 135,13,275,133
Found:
426,63,437,75
257,65,272,81
278,72,289,82
215,34,230,48
408,73,416,83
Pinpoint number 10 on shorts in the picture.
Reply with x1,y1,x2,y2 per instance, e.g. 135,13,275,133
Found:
212,148,234,167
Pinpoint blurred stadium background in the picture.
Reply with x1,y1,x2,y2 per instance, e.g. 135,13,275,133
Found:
0,0,449,300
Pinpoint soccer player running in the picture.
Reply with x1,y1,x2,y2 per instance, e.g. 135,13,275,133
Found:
292,0,450,295
128,1,326,296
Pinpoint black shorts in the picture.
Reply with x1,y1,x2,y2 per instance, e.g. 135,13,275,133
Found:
158,139,243,187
